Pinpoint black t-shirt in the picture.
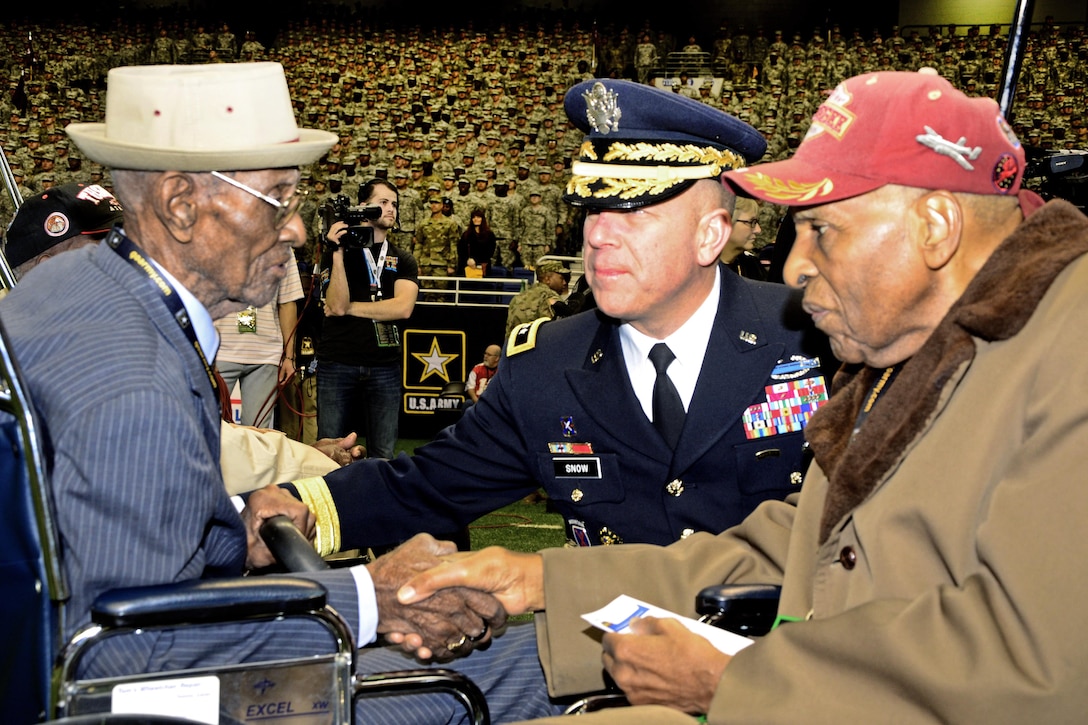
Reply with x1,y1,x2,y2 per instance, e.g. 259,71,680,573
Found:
317,241,418,367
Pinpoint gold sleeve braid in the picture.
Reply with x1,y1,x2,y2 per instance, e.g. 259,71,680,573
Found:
292,476,341,557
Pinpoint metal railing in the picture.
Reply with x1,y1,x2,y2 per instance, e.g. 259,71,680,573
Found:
415,254,584,306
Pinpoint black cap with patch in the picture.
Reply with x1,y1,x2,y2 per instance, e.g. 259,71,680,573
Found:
4,182,123,267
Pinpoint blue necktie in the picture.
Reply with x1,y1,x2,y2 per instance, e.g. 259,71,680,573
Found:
649,343,684,448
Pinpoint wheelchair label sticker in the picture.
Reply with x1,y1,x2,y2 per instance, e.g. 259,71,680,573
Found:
113,675,219,724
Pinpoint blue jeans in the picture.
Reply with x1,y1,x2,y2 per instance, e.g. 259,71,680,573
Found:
316,360,401,459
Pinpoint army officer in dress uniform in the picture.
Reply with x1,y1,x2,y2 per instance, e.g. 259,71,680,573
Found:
256,79,832,554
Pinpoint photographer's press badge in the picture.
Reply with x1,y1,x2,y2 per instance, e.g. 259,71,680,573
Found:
237,306,257,334
374,321,400,348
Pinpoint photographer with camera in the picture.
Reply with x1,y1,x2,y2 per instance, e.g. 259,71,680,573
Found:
317,177,419,459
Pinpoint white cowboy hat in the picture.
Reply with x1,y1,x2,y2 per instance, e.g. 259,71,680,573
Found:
66,62,336,171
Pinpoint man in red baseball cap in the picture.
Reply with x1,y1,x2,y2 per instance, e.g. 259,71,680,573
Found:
396,69,1088,723
723,67,1039,367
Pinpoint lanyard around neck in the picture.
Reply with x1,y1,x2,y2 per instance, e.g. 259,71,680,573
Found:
105,229,218,394
851,363,902,437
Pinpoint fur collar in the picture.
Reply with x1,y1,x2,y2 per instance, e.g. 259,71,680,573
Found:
806,200,1088,543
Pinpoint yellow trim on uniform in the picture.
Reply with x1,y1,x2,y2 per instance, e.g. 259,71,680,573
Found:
292,476,341,557
506,317,549,356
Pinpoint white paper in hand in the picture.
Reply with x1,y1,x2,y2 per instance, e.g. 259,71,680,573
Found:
582,594,755,656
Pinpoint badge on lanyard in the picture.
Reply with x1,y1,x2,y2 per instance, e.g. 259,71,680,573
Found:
364,241,399,347
374,321,401,347
237,306,257,334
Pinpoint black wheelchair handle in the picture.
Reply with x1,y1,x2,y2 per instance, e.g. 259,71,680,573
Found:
259,514,330,572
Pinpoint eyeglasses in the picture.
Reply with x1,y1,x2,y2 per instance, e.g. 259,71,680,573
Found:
210,171,307,229
734,218,761,228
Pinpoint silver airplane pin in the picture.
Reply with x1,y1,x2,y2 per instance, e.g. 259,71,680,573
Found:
915,126,982,171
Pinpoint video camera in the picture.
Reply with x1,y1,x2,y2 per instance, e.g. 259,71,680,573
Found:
1023,149,1088,211
319,194,381,249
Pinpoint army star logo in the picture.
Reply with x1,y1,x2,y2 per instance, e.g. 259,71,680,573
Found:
412,337,459,383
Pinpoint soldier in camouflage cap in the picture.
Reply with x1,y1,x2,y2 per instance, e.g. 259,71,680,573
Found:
504,258,569,335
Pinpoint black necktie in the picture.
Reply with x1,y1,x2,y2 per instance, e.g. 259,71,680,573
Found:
649,343,685,449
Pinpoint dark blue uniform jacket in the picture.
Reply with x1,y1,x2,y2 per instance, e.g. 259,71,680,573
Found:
305,266,831,548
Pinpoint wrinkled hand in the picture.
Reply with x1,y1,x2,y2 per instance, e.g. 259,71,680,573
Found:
312,432,366,466
241,484,316,569
397,546,544,616
602,617,731,714
370,534,508,662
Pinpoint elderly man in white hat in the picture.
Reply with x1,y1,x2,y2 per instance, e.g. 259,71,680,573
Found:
0,63,505,698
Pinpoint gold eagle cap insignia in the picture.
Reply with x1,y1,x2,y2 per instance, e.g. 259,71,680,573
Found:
584,82,621,135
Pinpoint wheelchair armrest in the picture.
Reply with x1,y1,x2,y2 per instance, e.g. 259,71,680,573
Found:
260,514,330,572
91,576,327,628
695,583,782,637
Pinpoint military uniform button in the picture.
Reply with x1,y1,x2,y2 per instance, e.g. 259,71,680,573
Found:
570,488,583,502
838,546,857,570
790,471,803,485
665,479,684,496
680,528,695,539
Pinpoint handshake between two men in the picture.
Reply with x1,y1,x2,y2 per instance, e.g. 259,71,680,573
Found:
242,483,509,663
243,483,730,718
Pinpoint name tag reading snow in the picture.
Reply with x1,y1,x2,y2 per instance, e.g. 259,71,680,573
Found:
553,456,601,478
112,675,219,724
582,594,754,656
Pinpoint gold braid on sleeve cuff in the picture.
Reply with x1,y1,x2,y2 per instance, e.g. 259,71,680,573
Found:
292,476,341,557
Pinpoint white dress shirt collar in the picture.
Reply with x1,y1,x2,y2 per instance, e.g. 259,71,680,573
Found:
620,267,721,420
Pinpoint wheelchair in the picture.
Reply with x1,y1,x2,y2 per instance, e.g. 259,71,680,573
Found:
0,313,489,725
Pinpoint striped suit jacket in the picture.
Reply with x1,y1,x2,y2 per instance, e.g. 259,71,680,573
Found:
0,241,360,677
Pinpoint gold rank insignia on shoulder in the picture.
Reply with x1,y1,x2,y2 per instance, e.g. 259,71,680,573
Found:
506,317,549,357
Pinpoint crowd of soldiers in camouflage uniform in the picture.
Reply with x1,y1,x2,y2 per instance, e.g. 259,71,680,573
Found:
597,17,1088,247
2,11,1085,267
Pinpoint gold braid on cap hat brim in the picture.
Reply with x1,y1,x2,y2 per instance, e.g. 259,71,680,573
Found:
566,140,747,201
